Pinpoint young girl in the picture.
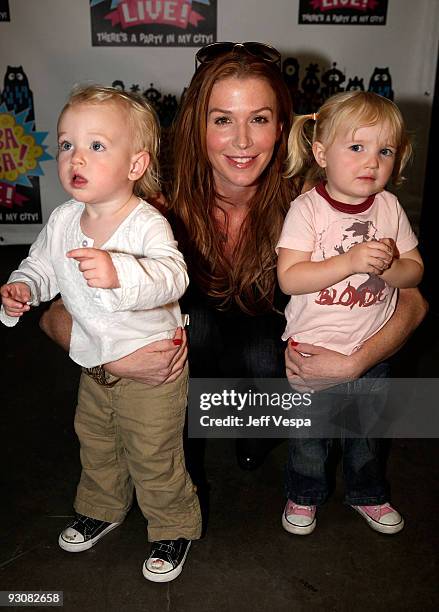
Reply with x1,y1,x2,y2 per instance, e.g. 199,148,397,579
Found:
0,85,201,582
277,91,423,536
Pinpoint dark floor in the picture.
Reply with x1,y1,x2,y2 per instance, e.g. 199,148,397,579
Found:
1,245,438,612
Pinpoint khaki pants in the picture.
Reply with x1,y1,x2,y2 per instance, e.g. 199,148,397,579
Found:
73,364,201,541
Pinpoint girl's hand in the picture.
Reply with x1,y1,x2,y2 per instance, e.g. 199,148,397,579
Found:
67,248,120,289
346,240,393,275
380,237,396,265
0,282,31,317
104,327,187,386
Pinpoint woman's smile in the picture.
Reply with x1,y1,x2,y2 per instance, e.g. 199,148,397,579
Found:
225,154,259,169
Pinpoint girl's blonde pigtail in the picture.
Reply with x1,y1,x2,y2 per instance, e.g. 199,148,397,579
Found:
284,114,316,179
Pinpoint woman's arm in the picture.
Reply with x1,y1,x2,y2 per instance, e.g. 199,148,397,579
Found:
380,246,424,288
39,298,72,351
39,299,187,385
286,287,428,390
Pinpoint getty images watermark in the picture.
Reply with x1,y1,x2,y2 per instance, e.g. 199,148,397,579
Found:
198,388,312,430
188,378,439,438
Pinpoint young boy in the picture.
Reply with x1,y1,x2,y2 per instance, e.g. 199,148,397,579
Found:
0,85,201,582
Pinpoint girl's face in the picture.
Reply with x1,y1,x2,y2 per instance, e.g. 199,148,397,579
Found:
313,121,396,204
205,76,281,199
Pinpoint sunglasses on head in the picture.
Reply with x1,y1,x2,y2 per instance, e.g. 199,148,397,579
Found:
195,41,281,70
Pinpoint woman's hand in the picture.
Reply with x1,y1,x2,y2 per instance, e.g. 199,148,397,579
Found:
39,298,72,351
285,287,428,392
104,328,187,386
40,299,188,386
285,341,358,392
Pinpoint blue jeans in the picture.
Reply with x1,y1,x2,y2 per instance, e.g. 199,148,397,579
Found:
285,362,390,506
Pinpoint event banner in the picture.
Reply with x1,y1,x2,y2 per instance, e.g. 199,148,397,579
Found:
90,0,217,47
0,0,10,22
0,67,52,225
298,0,388,25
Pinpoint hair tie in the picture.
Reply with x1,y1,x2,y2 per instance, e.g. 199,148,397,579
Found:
312,112,318,121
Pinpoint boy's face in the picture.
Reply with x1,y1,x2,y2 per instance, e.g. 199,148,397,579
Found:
312,122,396,204
57,102,141,206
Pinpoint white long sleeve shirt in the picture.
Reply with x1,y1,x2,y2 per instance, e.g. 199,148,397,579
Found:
0,198,188,367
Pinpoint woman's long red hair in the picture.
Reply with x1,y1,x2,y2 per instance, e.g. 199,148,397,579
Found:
169,52,299,314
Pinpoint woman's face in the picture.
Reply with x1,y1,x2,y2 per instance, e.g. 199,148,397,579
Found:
206,76,281,198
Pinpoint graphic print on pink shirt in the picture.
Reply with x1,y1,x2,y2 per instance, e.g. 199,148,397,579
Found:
315,217,388,310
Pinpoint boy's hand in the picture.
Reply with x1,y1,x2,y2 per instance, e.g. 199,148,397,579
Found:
0,282,31,317
346,240,393,275
67,248,120,289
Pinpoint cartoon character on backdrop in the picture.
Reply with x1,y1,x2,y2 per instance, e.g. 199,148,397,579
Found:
111,80,142,95
1,66,35,121
321,62,345,100
111,79,180,128
142,82,177,123
368,67,394,100
0,66,51,222
111,79,125,91
346,77,365,92
282,57,300,105
299,63,322,114
143,83,161,113
159,94,178,128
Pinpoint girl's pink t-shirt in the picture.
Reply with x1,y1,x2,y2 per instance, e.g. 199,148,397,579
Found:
276,185,418,355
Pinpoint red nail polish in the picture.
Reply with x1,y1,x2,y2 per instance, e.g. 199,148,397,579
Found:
290,339,298,347
173,339,182,346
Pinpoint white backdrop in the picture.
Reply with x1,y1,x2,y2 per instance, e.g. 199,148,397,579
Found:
0,0,438,244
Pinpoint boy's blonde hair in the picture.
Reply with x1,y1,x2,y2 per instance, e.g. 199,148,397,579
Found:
286,91,412,186
58,84,160,199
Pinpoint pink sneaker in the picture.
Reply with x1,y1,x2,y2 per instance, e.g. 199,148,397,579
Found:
351,503,404,534
282,499,316,535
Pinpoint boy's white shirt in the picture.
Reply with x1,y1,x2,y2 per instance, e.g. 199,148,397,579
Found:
0,198,188,367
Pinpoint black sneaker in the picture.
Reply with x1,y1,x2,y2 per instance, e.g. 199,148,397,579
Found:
58,513,121,552
142,539,191,582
